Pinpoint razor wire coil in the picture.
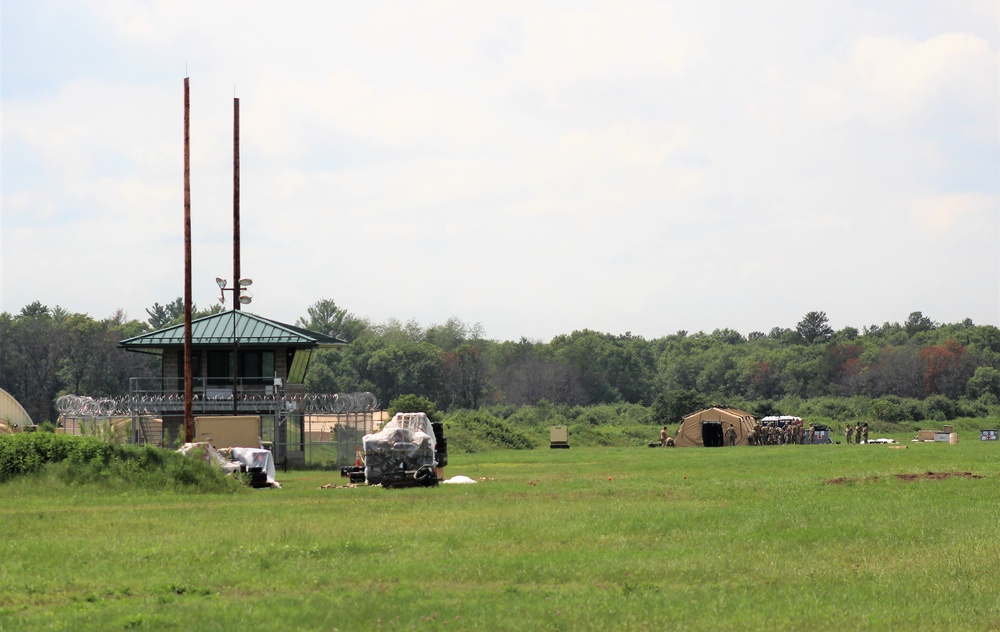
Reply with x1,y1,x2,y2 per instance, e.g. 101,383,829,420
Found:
55,391,379,418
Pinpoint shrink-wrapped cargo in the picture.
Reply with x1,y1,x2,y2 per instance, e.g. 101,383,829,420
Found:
362,412,437,486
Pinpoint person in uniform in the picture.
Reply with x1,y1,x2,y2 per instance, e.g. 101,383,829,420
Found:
725,424,737,447
854,423,862,444
845,423,853,445
862,423,869,444
660,426,669,447
808,423,815,444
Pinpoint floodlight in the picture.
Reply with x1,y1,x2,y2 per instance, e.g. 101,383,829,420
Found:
216,277,227,289
239,296,252,304
239,278,253,286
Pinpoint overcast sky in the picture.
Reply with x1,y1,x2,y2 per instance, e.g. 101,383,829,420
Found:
2,1,998,342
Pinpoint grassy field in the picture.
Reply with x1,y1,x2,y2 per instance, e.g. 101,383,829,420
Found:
1,435,999,631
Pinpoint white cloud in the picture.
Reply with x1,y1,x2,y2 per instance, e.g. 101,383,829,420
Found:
837,32,997,130
2,2,997,339
910,192,998,235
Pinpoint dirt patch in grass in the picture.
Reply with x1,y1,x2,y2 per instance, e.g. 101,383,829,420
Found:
826,477,859,485
893,471,982,482
827,471,982,485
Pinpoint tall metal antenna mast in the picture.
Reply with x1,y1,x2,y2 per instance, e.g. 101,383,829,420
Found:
183,76,194,443
233,96,241,310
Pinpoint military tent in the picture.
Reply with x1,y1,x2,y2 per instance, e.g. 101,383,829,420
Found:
0,387,32,432
675,406,756,447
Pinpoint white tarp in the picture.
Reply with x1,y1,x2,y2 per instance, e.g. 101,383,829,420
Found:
230,447,277,486
761,416,803,424
442,475,477,485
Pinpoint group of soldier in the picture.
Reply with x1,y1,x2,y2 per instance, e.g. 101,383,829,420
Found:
657,419,872,447
747,420,815,446
844,422,869,445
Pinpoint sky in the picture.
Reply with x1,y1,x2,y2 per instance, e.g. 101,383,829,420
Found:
2,0,998,342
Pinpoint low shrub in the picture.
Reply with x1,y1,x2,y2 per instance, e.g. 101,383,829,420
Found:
444,409,537,452
0,433,242,493
801,397,858,420
923,395,957,421
568,423,660,447
387,394,443,422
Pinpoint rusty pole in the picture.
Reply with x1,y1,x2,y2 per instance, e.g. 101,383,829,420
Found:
232,97,241,416
183,77,194,443
233,97,241,306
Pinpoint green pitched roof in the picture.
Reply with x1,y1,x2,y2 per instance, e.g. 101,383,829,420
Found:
119,310,347,349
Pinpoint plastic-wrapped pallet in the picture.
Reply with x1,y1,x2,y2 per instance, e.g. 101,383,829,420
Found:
362,412,437,485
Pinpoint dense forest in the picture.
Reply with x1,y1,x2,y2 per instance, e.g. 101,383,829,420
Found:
2,299,999,429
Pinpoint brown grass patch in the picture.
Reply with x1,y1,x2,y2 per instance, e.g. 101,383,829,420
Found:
894,471,982,481
826,471,982,485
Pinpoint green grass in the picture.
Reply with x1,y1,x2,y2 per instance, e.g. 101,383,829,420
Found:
1,437,999,630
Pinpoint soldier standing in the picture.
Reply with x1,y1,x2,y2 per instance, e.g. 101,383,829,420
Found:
845,423,853,445
725,424,737,447
808,423,816,444
855,423,862,444
862,423,869,444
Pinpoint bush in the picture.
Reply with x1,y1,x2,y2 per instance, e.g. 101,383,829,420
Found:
751,400,781,419
501,400,562,427
867,396,927,423
868,398,903,422
956,398,990,419
568,423,659,447
443,409,537,452
388,394,442,422
923,395,957,421
802,397,856,420
496,401,651,429
0,433,242,493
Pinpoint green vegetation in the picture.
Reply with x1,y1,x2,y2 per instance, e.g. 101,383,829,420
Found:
441,401,1000,452
2,440,998,630
387,394,442,422
0,433,242,493
445,408,537,452
4,302,999,432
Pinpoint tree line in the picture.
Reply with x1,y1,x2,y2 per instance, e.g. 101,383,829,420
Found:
299,303,1000,422
3,299,999,427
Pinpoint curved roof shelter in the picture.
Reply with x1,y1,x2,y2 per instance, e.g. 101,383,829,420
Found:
0,387,33,428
